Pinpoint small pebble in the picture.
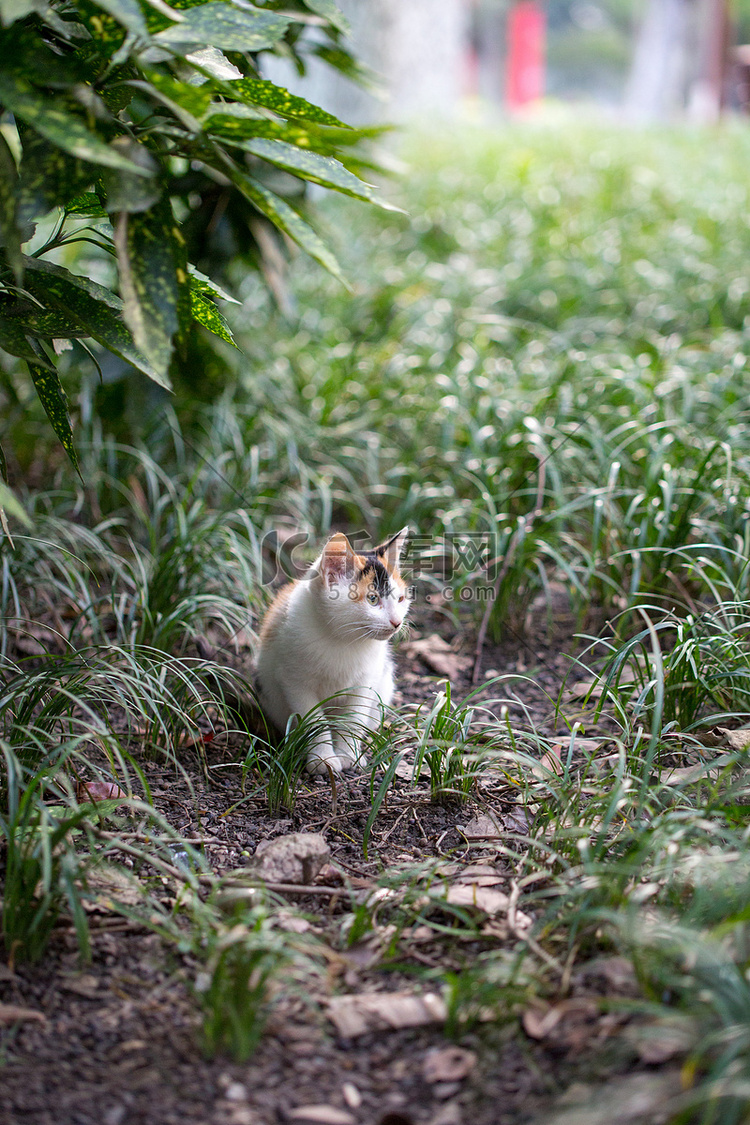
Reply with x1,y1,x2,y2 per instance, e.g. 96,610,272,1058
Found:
342,1083,362,1109
225,1082,249,1102
433,1083,461,1101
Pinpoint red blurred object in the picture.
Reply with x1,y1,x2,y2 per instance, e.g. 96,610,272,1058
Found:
506,0,546,110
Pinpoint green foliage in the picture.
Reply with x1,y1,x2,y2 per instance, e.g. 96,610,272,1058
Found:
192,897,295,1061
0,0,388,463
412,682,485,804
0,741,91,962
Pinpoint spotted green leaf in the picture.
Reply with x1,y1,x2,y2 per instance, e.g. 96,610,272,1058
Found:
302,0,349,35
182,45,241,81
65,192,108,217
28,362,80,474
72,0,128,56
87,0,149,38
242,138,401,211
17,130,99,226
155,4,291,52
171,209,192,349
204,110,291,142
101,138,161,213
0,313,53,366
143,70,214,121
222,77,350,128
190,289,237,347
22,257,169,387
0,295,84,339
0,73,153,175
0,130,23,282
189,266,240,305
113,200,180,385
229,169,346,286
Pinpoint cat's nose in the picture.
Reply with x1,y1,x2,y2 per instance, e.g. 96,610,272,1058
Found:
390,618,400,630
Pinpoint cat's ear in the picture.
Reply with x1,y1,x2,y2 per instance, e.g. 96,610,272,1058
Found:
377,526,409,573
318,532,356,586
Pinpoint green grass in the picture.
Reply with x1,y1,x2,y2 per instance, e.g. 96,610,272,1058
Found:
6,121,750,1115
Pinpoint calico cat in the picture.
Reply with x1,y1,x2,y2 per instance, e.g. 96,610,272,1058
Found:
255,528,411,775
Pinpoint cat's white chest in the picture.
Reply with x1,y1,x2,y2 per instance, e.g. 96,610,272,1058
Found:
305,640,390,697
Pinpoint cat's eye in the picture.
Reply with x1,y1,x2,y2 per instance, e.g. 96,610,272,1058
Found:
398,595,405,602
367,592,379,605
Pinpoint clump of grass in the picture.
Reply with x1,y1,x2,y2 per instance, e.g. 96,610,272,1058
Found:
0,741,92,964
191,895,305,1061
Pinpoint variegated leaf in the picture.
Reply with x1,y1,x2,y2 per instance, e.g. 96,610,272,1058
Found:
28,362,80,473
190,287,237,347
0,74,154,175
113,200,180,384
230,170,346,286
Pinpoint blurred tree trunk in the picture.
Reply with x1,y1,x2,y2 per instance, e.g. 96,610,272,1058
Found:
626,0,696,120
626,0,730,120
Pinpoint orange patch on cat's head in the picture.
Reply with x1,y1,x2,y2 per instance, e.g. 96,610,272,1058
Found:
318,527,410,595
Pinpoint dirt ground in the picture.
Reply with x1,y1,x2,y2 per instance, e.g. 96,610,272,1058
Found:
0,601,664,1125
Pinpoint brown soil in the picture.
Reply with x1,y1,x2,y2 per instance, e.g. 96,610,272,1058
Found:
0,604,651,1125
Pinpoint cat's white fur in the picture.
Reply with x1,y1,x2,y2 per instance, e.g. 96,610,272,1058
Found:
255,528,410,774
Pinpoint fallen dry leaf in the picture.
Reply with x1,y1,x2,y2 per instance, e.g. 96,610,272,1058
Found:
568,679,603,700
394,757,430,781
342,925,399,972
327,990,447,1038
315,863,344,885
59,973,101,998
522,997,605,1053
459,813,503,840
502,807,530,835
288,1106,355,1125
275,912,311,934
542,747,563,774
0,1003,46,1025
535,1070,683,1125
625,1019,692,1064
247,833,330,885
85,864,144,909
426,1103,462,1125
705,727,750,753
457,863,502,880
536,738,612,777
402,635,472,679
454,873,502,887
76,781,128,803
442,883,510,915
422,1046,476,1083
578,956,637,993
661,749,740,786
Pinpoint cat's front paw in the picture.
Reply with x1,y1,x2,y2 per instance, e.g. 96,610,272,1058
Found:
306,752,343,776
336,749,369,771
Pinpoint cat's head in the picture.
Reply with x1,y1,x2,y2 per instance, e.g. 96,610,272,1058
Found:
311,528,411,641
